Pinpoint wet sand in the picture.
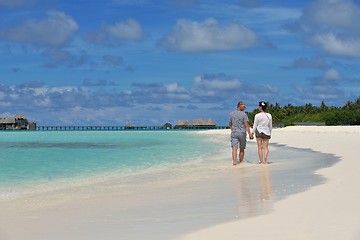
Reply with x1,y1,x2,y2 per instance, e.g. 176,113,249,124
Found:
182,126,360,240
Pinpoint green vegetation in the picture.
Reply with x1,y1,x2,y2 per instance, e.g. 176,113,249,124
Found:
247,97,360,126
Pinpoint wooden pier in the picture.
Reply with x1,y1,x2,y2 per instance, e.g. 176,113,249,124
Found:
36,125,229,131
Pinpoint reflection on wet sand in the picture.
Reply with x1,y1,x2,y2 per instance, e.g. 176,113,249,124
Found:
232,165,274,219
260,165,272,201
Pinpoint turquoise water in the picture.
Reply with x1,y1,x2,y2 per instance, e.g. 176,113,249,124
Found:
0,130,340,204
0,130,221,198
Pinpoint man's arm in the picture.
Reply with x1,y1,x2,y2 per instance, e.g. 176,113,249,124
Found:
245,121,254,139
229,114,232,129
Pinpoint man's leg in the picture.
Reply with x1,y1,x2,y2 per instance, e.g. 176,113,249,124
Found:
232,147,238,165
239,148,245,162
239,133,246,163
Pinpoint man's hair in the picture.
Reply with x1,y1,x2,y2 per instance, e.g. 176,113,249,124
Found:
237,101,244,108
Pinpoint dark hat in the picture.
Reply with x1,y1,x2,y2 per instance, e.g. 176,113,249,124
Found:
259,101,267,107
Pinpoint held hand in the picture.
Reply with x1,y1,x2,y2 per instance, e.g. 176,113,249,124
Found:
249,133,254,140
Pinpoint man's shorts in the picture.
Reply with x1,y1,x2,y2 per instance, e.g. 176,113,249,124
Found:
231,131,246,150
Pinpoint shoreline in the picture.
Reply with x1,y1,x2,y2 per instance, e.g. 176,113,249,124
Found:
182,126,360,240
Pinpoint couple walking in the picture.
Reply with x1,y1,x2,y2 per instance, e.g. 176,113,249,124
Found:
229,101,272,165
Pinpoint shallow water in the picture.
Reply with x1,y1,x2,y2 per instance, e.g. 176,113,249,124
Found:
0,130,340,240
0,130,221,199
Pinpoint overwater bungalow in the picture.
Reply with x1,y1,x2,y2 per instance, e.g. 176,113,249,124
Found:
175,118,217,129
0,114,36,130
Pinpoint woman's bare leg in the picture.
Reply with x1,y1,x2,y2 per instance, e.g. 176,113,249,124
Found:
263,139,270,164
256,138,263,163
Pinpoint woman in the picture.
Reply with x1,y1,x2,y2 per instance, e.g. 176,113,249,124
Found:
252,101,272,164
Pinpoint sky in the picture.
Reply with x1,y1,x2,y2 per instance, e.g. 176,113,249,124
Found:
0,0,359,126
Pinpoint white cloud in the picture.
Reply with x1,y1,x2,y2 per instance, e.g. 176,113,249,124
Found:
34,97,52,107
296,84,344,101
85,18,144,44
310,33,360,57
159,18,257,52
294,67,349,104
251,7,302,22
104,18,144,41
163,83,190,100
9,93,19,100
299,0,360,57
193,76,241,90
165,83,188,93
286,56,328,69
0,11,78,48
192,75,242,97
324,68,341,80
303,0,360,30
32,86,85,96
130,82,191,102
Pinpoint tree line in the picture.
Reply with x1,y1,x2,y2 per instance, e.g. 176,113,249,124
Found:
247,97,360,126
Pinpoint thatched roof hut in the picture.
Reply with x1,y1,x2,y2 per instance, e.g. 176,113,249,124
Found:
0,114,35,130
0,114,27,124
15,114,26,119
188,118,216,126
0,116,16,124
175,118,217,128
175,120,189,126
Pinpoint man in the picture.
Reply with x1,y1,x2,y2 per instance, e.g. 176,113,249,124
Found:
229,101,254,165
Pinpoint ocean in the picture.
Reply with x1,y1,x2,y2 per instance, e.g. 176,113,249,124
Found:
0,130,223,200
0,129,339,206
0,129,341,240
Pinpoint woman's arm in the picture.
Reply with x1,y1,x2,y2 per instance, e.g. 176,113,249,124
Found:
252,114,258,133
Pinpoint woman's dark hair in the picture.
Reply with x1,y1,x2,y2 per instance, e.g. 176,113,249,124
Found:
259,101,267,111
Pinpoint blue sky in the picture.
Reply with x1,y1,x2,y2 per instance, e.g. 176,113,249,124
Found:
0,0,359,126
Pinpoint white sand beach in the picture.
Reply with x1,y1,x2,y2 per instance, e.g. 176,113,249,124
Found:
0,126,359,240
182,126,360,240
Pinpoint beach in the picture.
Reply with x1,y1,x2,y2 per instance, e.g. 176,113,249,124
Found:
0,126,359,240
182,126,360,240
